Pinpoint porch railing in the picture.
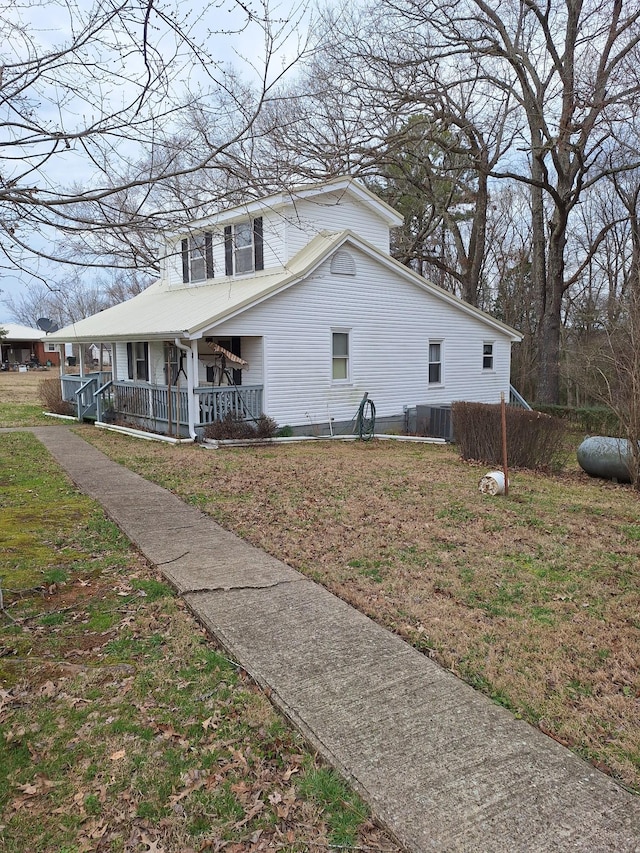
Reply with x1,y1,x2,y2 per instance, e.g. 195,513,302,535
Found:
61,372,112,420
86,380,263,433
509,384,532,410
112,382,190,430
195,385,263,425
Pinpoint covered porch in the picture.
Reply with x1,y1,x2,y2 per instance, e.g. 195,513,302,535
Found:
59,336,264,437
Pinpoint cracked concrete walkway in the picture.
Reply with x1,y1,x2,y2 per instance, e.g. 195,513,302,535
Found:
31,426,640,852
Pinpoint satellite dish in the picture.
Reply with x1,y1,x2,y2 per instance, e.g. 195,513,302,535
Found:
36,318,59,333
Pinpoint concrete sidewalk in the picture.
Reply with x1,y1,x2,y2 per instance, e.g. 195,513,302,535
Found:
32,427,640,852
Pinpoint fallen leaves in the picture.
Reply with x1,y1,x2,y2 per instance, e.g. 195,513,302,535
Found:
0,434,401,853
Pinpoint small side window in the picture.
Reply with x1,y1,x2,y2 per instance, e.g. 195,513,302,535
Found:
428,341,442,384
332,331,350,381
483,342,494,370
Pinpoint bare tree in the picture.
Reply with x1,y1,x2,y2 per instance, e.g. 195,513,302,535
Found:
0,0,308,283
269,4,516,307
288,0,640,403
431,0,640,403
2,269,152,328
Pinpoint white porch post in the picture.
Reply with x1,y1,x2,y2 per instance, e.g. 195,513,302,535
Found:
174,337,197,440
189,339,199,434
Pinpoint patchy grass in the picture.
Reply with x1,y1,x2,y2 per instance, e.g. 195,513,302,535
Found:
0,370,60,426
0,431,398,853
80,426,640,793
0,403,54,428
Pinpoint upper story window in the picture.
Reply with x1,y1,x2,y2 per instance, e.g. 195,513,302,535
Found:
483,342,494,370
182,233,213,283
428,341,442,384
224,217,264,276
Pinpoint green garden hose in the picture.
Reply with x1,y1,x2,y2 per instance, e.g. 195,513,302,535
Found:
356,394,376,440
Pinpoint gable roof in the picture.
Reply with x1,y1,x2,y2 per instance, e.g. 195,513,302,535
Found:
46,230,521,344
175,175,405,235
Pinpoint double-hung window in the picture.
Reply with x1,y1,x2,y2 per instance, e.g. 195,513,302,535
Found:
224,217,264,276
483,342,494,370
181,233,214,283
428,341,442,385
127,342,149,382
332,331,350,381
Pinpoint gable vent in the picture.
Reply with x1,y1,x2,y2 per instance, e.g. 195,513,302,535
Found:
330,250,356,276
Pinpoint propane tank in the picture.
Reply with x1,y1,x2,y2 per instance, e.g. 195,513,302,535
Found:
576,436,634,483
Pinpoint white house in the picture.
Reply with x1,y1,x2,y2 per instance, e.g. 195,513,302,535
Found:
47,176,522,438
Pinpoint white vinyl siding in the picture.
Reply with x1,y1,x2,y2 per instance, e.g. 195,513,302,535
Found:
207,246,513,428
284,195,392,259
164,193,394,287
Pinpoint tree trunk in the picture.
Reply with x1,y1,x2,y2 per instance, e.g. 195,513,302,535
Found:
537,214,567,404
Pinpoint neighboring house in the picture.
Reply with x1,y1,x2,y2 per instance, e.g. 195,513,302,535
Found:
0,323,61,368
88,343,112,367
46,176,522,437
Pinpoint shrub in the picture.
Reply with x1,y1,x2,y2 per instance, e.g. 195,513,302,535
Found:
534,403,621,436
255,414,278,438
203,412,278,441
38,377,74,416
451,402,567,471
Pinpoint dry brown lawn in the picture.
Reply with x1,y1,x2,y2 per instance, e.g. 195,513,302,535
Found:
0,369,49,404
78,427,640,794
3,367,638,794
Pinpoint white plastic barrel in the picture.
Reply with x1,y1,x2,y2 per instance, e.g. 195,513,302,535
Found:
479,471,507,495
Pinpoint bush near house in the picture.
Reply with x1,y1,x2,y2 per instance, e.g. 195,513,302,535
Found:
452,401,567,470
203,412,278,440
38,376,74,416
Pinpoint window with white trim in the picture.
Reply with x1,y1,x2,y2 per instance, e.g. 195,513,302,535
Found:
45,342,57,352
483,342,494,370
127,342,149,381
428,341,442,384
181,233,213,283
332,331,350,381
224,217,264,276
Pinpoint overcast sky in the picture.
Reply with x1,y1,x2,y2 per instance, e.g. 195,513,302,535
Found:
0,0,311,322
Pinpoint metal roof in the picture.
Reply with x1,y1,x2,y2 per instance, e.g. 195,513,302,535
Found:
46,230,522,344
0,323,47,341
45,232,345,344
